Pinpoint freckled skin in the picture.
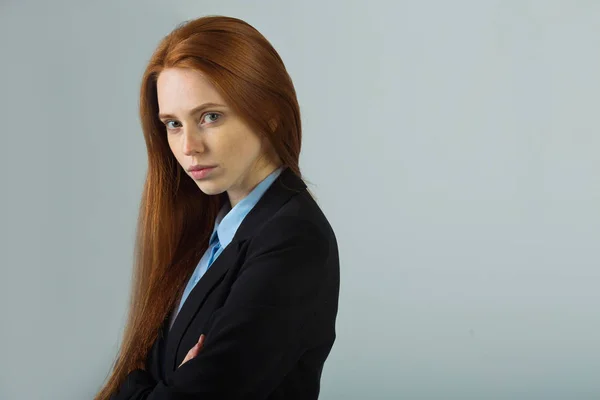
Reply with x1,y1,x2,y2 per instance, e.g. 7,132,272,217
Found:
157,67,280,207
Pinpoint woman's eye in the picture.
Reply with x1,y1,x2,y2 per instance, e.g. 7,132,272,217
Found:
202,113,221,124
165,120,181,129
163,113,220,130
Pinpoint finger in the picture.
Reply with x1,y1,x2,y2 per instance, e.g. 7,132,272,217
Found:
189,342,201,357
179,343,200,367
179,334,206,368
183,343,198,362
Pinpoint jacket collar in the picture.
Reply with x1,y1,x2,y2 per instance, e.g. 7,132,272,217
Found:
232,166,306,241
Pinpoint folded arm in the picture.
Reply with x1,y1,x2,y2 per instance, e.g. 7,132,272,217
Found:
111,217,329,400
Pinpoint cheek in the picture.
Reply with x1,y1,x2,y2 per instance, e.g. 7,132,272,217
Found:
167,139,183,164
222,134,262,164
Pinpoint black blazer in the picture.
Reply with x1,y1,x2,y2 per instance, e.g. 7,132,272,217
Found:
110,167,340,400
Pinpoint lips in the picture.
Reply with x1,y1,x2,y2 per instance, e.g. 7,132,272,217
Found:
189,166,216,179
188,164,216,172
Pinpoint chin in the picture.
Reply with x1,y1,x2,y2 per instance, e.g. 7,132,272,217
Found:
195,181,226,196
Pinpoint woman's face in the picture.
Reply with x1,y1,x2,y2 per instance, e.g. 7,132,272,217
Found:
156,67,279,207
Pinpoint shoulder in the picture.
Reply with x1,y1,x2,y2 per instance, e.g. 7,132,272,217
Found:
246,189,337,260
234,188,339,307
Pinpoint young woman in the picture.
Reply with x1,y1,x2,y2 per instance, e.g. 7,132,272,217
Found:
95,15,340,400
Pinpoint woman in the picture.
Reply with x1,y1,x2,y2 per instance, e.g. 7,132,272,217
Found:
95,15,340,400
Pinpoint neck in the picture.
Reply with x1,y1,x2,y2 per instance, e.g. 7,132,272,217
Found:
227,162,280,208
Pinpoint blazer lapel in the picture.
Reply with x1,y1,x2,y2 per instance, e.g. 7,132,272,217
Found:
164,240,244,371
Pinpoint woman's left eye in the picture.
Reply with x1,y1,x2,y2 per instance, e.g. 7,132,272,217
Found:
165,120,181,129
202,113,221,124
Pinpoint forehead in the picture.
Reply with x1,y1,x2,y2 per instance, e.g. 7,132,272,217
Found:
156,68,226,113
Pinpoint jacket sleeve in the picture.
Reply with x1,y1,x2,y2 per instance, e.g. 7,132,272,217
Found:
110,334,165,399
111,216,330,400
109,369,156,400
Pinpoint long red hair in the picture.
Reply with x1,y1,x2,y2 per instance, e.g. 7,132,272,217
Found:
95,15,303,400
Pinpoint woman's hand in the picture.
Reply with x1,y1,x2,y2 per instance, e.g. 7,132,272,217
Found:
179,334,205,368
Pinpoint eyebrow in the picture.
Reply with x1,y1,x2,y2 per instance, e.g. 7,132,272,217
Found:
158,102,227,120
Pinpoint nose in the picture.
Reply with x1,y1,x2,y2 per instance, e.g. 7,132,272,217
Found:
182,125,205,155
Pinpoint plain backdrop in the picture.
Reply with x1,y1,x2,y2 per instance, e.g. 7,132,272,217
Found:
1,1,599,399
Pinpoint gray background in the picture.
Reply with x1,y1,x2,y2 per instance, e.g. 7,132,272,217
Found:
1,0,599,399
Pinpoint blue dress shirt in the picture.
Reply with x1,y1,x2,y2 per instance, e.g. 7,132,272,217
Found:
169,167,283,329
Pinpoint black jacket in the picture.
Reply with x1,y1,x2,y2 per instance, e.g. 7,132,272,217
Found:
110,167,340,400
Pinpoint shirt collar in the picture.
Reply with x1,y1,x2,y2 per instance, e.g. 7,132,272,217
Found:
209,167,283,247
